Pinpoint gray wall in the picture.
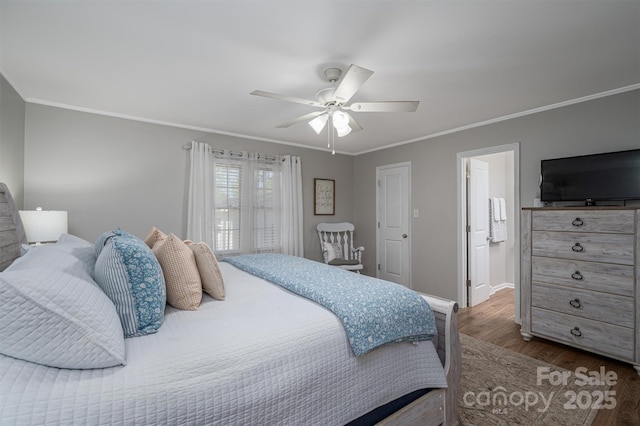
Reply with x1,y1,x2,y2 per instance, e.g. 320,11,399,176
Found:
353,90,640,300
23,104,354,261
0,74,25,206
17,88,640,302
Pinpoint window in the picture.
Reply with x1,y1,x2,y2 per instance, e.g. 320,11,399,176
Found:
212,155,281,254
214,164,241,252
188,141,303,258
253,167,278,251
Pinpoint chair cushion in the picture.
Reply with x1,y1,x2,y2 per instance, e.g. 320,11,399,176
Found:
328,259,360,266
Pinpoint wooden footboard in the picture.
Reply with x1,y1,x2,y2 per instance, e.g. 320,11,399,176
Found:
377,295,460,426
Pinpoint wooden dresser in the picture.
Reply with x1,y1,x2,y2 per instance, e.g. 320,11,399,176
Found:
521,207,640,374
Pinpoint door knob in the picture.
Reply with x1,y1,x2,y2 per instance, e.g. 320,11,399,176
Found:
402,234,408,238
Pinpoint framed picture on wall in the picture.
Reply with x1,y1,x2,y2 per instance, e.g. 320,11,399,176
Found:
314,178,335,215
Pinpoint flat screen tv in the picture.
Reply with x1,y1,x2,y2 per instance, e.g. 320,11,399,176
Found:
540,149,640,203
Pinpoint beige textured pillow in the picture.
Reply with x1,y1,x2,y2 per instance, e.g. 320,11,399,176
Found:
153,233,202,310
144,226,167,249
187,242,225,300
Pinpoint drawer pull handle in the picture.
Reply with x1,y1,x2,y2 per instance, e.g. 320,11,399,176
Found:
569,298,581,309
571,243,584,252
572,217,584,227
570,327,583,337
571,271,583,281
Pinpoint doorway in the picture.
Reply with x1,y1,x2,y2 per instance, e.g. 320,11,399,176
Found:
456,143,521,321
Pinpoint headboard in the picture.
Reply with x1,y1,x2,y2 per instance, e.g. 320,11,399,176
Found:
0,183,26,271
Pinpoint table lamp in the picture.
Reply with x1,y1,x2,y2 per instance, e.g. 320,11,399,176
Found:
19,207,68,244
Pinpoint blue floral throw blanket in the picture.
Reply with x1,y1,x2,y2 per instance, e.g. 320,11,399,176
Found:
223,254,437,356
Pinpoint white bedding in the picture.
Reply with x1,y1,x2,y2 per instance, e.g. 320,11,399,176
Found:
0,262,447,425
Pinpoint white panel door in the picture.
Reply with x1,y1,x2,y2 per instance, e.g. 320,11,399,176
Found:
468,158,491,306
377,163,411,287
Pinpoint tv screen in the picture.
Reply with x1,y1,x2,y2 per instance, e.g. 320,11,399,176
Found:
540,149,640,203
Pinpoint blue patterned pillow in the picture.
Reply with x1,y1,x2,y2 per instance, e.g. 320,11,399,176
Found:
94,230,166,337
95,229,138,257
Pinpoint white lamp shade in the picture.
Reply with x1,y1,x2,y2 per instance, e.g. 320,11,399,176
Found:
332,111,350,129
336,125,352,137
19,209,68,243
308,113,329,134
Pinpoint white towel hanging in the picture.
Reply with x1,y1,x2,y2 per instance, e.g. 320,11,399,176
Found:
491,198,500,221
489,197,507,243
499,198,507,220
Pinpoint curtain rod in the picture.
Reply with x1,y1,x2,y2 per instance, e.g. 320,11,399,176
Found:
182,142,284,162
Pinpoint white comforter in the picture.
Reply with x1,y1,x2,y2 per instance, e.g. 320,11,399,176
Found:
0,262,447,426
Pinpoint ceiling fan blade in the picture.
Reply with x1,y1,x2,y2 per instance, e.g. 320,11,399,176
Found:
332,64,374,103
347,101,419,112
276,111,326,128
347,112,363,133
251,90,324,108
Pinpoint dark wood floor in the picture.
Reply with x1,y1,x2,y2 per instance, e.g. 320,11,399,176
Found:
458,288,640,426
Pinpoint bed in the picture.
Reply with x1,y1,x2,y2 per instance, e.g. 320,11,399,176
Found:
0,182,460,425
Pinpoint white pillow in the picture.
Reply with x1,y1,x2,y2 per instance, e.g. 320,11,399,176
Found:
56,233,97,275
11,233,97,278
0,245,126,369
322,241,336,262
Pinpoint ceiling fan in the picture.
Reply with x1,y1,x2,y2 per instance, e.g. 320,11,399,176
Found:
250,64,419,138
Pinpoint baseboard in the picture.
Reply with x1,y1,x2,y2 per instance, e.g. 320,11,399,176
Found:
490,282,514,295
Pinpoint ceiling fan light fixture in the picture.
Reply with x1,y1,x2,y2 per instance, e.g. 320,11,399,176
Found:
336,125,352,137
332,110,350,129
308,114,328,134
251,63,419,145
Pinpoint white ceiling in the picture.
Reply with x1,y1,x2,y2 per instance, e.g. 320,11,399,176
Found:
1,1,639,155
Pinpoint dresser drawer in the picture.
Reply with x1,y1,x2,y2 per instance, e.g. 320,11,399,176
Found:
531,307,634,360
532,231,635,265
532,209,635,234
531,256,634,297
532,282,634,327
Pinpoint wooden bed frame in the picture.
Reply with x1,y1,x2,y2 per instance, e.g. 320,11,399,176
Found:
0,183,460,426
378,295,460,426
0,183,25,271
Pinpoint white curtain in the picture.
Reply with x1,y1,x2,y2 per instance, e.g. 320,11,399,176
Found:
187,141,214,247
281,155,304,257
187,141,304,257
